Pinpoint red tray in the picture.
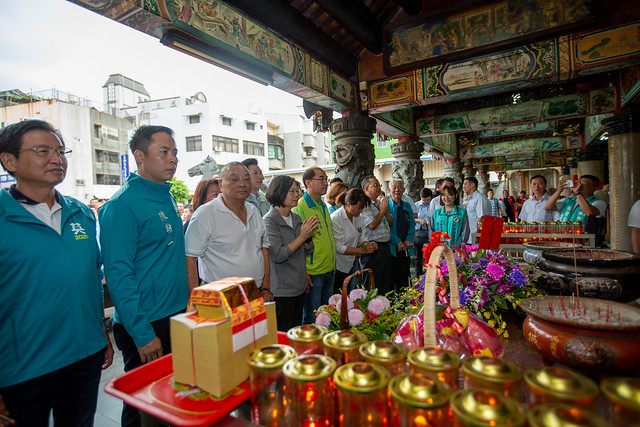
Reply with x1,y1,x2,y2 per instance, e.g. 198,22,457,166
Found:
104,355,250,427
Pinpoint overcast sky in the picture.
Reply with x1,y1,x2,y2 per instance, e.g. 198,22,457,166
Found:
0,0,302,113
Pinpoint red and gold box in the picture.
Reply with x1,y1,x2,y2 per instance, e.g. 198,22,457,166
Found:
171,277,277,397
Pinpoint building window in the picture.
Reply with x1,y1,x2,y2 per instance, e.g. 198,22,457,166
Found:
107,83,115,102
95,149,120,164
268,144,283,160
96,174,121,185
93,124,102,138
245,121,255,131
186,135,202,152
221,116,232,126
212,135,239,153
243,141,264,156
188,114,200,124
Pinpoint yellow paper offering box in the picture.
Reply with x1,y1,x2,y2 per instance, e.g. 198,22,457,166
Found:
171,277,277,397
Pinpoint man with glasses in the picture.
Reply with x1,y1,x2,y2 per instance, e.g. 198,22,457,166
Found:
185,161,271,299
99,125,188,427
0,120,113,425
293,167,336,324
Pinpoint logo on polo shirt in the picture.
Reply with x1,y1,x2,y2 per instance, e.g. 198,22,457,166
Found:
70,223,88,240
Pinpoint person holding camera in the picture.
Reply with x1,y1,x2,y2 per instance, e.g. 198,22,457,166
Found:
545,175,607,223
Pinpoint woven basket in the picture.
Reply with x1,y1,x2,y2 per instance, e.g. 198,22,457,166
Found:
423,245,461,348
340,268,375,330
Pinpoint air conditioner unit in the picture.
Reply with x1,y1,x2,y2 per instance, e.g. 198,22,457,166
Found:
214,146,222,152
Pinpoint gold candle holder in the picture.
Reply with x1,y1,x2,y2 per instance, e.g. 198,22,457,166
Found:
407,347,461,391
282,354,337,426
322,330,368,367
287,324,329,356
247,344,297,426
359,340,407,376
527,403,609,427
524,367,598,408
600,377,640,424
334,362,391,426
389,373,452,426
450,389,526,427
462,356,522,399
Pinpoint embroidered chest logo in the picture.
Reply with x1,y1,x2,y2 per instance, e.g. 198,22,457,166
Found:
70,223,88,240
158,211,174,246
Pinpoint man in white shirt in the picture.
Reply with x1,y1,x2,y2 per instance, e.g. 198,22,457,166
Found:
519,175,559,223
185,162,272,301
628,200,640,253
463,176,491,243
242,158,270,216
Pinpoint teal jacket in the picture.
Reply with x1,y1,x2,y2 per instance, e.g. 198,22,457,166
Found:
0,189,106,387
389,198,416,257
99,173,188,347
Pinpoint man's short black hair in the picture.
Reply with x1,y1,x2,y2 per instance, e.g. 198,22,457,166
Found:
580,174,600,187
129,125,173,156
434,178,445,188
464,176,478,188
0,120,65,176
266,175,300,207
242,158,259,168
443,177,455,185
420,188,432,199
361,175,376,190
302,167,322,188
530,175,547,185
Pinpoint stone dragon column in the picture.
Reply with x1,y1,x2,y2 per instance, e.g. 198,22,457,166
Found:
476,165,490,196
391,136,424,201
443,159,464,196
329,111,377,188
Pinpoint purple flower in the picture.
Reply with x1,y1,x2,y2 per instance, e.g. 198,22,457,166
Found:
441,263,449,277
470,262,481,271
328,294,342,306
458,288,468,306
368,298,386,315
485,262,505,280
508,269,527,288
349,288,367,301
335,297,354,313
348,309,364,326
316,313,331,327
495,282,513,295
478,257,489,268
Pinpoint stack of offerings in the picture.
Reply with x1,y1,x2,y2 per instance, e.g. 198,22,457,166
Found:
171,277,277,397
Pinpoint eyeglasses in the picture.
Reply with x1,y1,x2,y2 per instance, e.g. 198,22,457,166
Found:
311,177,329,183
18,145,72,159
288,189,304,195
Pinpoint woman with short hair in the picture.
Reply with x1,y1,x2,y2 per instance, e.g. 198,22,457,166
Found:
326,181,348,213
429,185,470,247
331,188,378,294
264,175,318,331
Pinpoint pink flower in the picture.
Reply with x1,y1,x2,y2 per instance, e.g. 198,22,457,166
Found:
368,298,386,315
335,297,354,313
328,294,342,306
316,313,331,327
485,262,505,280
349,288,367,300
347,309,364,326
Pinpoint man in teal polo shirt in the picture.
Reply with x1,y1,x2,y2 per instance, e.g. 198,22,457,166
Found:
545,175,607,223
0,120,113,425
100,125,188,427
293,167,336,324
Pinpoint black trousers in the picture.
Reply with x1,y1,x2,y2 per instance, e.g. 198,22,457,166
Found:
390,250,411,293
414,231,429,277
275,293,305,332
113,313,179,427
360,242,392,296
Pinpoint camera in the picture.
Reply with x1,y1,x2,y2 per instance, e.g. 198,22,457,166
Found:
564,180,574,188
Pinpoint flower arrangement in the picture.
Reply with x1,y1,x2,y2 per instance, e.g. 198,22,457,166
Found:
315,288,411,340
412,232,545,338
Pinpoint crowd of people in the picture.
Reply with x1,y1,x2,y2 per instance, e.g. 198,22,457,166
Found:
0,119,632,426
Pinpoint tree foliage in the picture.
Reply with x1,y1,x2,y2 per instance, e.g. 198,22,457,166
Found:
169,177,190,203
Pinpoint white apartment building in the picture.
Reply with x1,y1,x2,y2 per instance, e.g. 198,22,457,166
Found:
0,91,133,202
103,74,150,117
266,108,332,170
122,93,269,191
